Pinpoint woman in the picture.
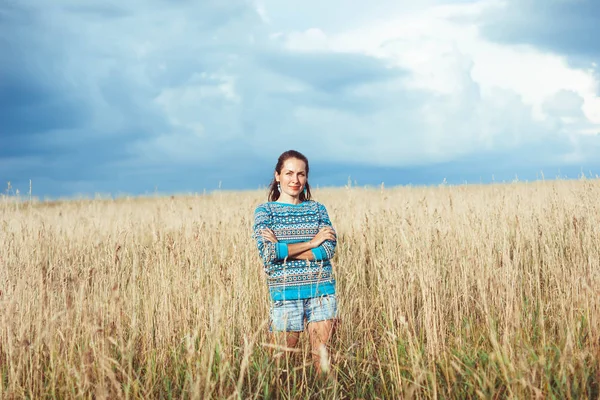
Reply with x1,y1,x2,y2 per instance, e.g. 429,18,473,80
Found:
252,150,338,374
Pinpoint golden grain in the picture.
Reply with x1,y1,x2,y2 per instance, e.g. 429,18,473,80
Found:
1,180,599,398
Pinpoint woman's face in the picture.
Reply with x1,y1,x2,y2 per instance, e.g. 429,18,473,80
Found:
276,157,307,199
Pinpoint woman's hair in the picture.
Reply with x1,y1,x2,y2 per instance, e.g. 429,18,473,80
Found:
268,150,312,202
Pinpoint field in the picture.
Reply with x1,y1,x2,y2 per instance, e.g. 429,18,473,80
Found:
1,180,599,399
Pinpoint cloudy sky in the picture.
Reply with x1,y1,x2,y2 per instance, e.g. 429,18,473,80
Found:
1,0,599,198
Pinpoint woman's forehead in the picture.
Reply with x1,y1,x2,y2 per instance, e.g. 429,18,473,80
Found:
281,158,306,172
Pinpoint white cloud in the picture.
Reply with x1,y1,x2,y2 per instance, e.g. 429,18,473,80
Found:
254,0,270,23
284,28,330,52
4,0,600,197
276,0,600,139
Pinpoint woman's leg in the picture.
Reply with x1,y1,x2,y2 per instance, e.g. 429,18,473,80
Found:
306,294,338,374
270,331,300,381
308,319,335,374
269,300,303,368
270,331,300,354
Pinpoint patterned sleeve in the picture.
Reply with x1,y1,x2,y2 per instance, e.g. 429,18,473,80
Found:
311,202,337,261
252,204,288,265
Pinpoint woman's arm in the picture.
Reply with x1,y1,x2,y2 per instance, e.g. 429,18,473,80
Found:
314,203,337,261
260,227,336,260
253,205,288,263
287,242,315,260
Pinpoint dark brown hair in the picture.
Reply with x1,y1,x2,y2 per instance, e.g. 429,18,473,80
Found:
268,150,312,202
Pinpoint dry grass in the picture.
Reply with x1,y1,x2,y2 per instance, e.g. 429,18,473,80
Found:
1,180,599,399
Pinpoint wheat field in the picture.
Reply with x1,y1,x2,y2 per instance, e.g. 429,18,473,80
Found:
1,180,599,399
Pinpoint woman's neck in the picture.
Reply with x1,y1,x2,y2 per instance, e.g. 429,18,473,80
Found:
276,194,302,205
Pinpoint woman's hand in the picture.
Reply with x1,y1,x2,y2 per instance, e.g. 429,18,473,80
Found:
260,229,278,243
309,227,336,249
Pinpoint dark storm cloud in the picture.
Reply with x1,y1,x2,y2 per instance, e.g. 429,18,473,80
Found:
0,0,259,196
481,0,600,60
257,50,402,93
2,0,599,199
311,133,600,187
60,4,131,19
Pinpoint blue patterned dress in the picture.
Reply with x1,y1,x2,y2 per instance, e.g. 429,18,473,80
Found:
252,201,337,301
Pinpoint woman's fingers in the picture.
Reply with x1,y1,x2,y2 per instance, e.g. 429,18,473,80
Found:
322,227,336,237
312,227,336,245
260,229,278,243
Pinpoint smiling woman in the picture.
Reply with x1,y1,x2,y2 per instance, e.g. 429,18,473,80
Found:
252,149,338,376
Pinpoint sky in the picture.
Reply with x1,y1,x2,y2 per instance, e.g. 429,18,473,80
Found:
1,0,599,198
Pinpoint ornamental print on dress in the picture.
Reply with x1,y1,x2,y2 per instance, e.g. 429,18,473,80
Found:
252,200,337,301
